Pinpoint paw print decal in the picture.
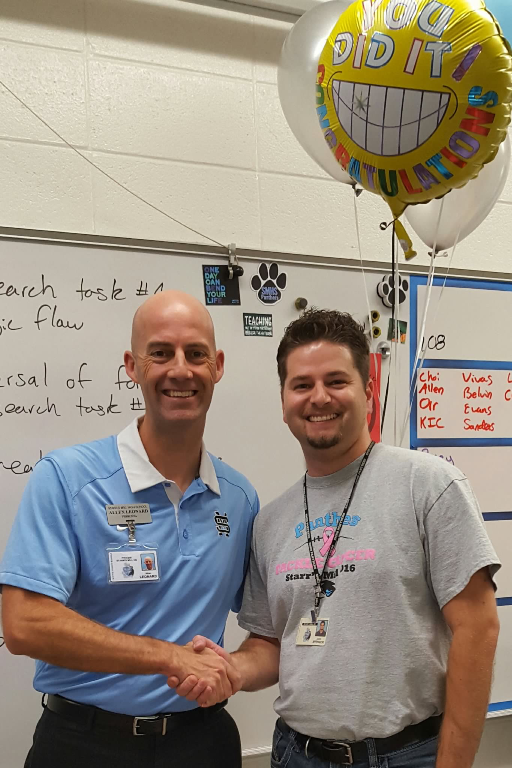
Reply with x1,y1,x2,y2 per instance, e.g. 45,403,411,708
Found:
251,263,287,306
377,274,409,309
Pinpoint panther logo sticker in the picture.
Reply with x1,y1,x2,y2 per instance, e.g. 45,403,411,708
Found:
251,263,287,306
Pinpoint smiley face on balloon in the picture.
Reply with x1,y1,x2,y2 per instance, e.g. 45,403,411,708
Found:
316,0,512,215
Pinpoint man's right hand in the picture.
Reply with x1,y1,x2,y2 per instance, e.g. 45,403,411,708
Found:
167,644,239,706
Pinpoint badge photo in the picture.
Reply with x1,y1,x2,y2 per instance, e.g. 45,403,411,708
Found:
107,548,160,584
296,617,330,646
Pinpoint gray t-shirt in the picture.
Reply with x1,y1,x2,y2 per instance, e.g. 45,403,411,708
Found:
238,443,500,741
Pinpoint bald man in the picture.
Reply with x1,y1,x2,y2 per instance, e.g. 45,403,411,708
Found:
0,291,258,768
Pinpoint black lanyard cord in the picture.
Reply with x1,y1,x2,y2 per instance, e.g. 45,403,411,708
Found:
303,441,375,612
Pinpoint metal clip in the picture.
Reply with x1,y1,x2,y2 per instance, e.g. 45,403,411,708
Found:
377,341,391,360
428,249,449,258
127,520,136,544
227,243,243,279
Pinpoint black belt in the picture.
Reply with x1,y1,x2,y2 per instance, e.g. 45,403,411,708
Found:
281,714,442,765
45,694,227,737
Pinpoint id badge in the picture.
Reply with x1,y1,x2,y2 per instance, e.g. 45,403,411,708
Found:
296,617,330,646
106,543,160,584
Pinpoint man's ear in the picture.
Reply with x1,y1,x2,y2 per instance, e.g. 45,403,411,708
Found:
215,349,225,384
365,377,374,416
281,389,288,425
124,350,138,385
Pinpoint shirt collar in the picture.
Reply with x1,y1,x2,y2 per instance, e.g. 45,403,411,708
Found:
117,418,221,496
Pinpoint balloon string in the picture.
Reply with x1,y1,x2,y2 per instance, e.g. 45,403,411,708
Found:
400,251,436,446
380,222,396,434
352,191,379,426
433,231,460,319
399,198,447,446
393,225,401,447
399,224,462,445
381,223,402,446
409,197,445,388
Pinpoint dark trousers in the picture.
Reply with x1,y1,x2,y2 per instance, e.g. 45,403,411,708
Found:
25,703,242,768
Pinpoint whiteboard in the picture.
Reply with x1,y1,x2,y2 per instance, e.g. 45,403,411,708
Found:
0,236,410,766
1,241,510,767
411,277,512,718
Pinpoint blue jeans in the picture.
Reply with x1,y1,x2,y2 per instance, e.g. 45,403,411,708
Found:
271,719,438,768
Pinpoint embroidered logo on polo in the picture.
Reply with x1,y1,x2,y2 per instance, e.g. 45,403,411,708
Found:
214,510,230,537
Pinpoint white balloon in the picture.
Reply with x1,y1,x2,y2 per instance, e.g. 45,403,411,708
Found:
278,0,353,185
405,136,511,250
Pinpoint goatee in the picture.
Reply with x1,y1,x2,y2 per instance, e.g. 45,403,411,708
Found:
306,435,341,450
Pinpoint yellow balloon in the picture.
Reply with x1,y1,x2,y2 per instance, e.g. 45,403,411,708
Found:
317,0,512,216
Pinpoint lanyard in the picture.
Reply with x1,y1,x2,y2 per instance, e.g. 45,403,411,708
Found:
303,441,375,618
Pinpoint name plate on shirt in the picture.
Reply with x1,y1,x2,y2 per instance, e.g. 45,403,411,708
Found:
105,504,152,525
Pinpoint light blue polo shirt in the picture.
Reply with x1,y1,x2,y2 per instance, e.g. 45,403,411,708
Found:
0,419,259,715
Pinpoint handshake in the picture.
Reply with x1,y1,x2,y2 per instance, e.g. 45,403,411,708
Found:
167,636,241,708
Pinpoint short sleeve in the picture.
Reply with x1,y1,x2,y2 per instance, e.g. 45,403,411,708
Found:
0,458,80,603
423,477,501,609
237,537,276,638
231,491,260,614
